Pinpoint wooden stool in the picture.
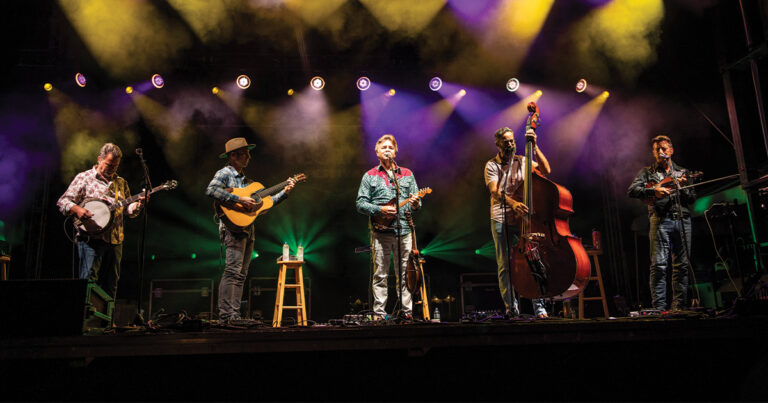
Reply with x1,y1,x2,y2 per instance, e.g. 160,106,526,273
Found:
0,256,9,280
574,249,609,319
272,260,307,327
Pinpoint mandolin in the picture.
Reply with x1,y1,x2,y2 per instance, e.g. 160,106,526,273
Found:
371,188,432,232
215,173,306,229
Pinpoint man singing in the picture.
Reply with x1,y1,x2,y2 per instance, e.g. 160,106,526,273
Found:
356,134,421,321
485,127,551,319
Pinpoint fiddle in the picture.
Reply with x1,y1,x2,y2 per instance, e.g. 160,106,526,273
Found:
643,171,702,205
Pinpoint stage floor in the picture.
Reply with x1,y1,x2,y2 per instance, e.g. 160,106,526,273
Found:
1,314,767,401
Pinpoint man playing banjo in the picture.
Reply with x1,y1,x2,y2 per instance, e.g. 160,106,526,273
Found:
57,143,145,299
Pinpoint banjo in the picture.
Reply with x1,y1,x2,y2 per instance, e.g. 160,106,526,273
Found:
73,180,178,235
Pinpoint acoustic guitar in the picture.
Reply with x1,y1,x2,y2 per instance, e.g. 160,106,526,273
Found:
371,188,431,232
215,173,306,229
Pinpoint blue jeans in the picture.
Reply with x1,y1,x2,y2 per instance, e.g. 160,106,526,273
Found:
491,220,546,316
77,239,122,299
649,215,691,310
218,226,254,320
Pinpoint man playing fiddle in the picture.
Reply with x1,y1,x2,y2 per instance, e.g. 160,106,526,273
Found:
627,135,696,312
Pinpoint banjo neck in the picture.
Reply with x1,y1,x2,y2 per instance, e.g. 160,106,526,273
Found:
108,181,176,212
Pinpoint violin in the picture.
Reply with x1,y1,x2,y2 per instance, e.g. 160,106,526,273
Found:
643,171,702,205
509,101,591,300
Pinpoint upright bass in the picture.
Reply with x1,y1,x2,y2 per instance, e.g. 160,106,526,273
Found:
510,102,590,300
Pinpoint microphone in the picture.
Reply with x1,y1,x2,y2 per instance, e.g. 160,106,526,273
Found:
135,148,143,156
659,151,669,159
383,151,393,160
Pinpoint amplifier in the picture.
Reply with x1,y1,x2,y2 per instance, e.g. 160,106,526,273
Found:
460,272,504,315
148,278,214,320
0,279,113,337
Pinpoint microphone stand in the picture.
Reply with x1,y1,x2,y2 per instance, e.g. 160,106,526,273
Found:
134,149,152,326
669,165,697,309
499,148,517,317
389,157,405,320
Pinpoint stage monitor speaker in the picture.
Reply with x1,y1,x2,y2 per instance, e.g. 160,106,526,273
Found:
460,272,504,315
0,279,114,337
148,278,214,320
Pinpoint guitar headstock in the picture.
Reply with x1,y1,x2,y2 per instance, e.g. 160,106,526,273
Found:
292,173,307,183
417,187,432,198
162,180,179,190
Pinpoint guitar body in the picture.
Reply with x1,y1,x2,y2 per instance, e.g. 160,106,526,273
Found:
217,182,275,228
511,172,590,300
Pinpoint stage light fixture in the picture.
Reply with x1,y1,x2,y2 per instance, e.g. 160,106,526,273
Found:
506,78,520,92
236,74,251,89
43,83,53,92
287,89,294,96
190,253,197,260
535,90,543,96
459,89,467,96
212,86,220,95
602,91,610,98
387,89,396,97
429,77,442,91
356,76,371,91
575,78,587,93
125,86,134,94
310,76,325,90
75,73,87,88
151,74,164,89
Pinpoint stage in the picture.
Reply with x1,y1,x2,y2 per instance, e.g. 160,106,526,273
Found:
1,314,767,401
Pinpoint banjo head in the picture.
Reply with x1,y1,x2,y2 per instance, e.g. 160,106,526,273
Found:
77,199,113,234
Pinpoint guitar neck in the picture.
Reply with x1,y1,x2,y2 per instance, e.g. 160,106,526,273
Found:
257,180,291,198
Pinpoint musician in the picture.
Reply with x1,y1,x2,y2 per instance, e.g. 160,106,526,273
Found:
485,127,551,319
56,143,145,299
356,134,421,320
206,137,295,321
628,135,696,311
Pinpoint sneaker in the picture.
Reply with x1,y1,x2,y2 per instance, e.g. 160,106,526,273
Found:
536,312,549,319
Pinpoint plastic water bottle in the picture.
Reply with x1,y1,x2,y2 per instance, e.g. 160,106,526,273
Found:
282,242,289,261
432,307,441,323
592,229,601,250
297,244,304,261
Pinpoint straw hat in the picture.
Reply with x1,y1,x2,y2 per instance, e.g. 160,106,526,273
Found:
219,137,256,159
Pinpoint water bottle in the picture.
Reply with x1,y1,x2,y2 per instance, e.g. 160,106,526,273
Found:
282,242,289,261
592,229,601,250
297,244,304,261
432,307,441,323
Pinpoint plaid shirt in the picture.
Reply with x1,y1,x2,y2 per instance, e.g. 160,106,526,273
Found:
205,165,287,228
356,164,420,234
57,167,138,244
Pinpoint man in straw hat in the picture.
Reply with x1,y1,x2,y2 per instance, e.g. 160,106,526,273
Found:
206,137,295,321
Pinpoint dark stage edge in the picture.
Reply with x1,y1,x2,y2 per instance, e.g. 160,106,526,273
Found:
2,317,768,401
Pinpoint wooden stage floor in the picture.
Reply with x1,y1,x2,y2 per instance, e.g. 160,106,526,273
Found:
1,314,767,401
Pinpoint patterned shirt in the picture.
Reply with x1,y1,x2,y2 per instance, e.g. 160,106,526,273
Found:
57,167,138,244
485,153,526,224
356,164,420,235
205,165,287,231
